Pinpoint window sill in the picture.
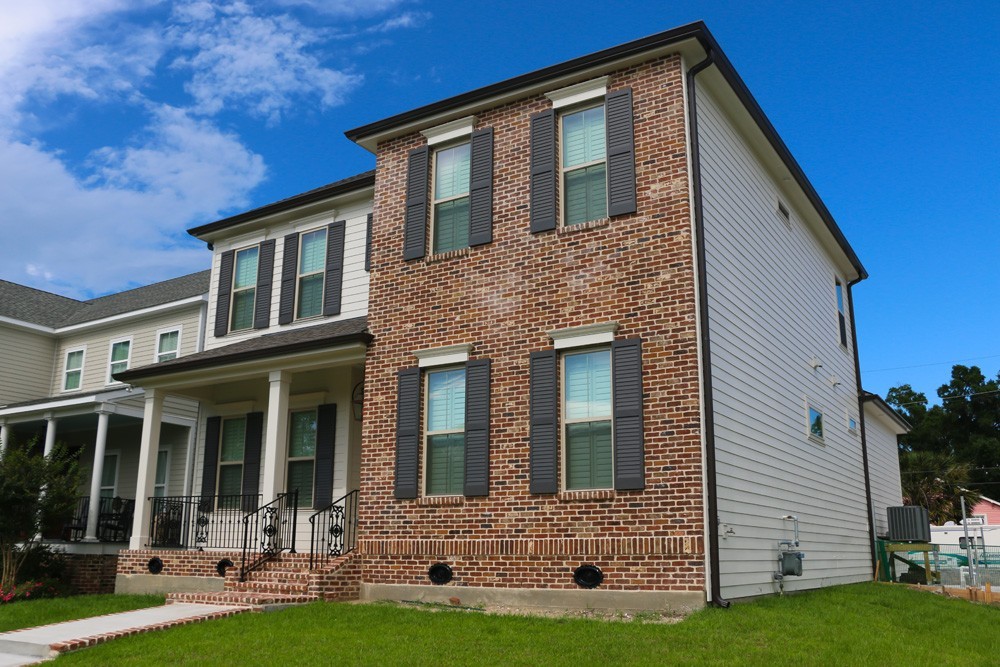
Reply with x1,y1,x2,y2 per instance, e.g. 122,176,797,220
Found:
557,218,610,235
807,435,826,447
425,247,471,263
416,495,465,506
557,489,615,502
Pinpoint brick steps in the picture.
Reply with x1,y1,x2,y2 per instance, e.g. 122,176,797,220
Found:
167,591,318,608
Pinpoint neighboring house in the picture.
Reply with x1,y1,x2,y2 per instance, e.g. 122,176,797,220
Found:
0,272,208,554
931,496,1000,548
5,22,906,608
861,391,910,537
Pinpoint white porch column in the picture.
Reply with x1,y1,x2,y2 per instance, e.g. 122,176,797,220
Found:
129,389,164,550
0,421,8,454
43,413,58,456
83,410,111,542
262,370,291,503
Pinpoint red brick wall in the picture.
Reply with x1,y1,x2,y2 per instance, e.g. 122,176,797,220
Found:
361,54,705,592
117,549,242,579
66,554,119,595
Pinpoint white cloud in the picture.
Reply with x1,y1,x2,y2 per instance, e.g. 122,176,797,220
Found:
269,0,408,18
367,10,430,33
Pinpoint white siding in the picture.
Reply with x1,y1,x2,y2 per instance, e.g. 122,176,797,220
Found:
52,307,203,395
0,325,56,404
865,404,904,537
204,198,371,351
697,81,871,599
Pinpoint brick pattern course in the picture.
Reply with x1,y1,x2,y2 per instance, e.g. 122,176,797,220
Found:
66,554,119,595
362,55,706,592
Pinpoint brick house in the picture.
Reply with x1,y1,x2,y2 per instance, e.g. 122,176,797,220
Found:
0,22,906,608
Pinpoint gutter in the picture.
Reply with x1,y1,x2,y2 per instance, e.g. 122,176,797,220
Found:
686,47,730,609
847,278,877,572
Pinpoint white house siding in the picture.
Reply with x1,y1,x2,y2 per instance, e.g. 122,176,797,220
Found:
203,197,371,352
696,80,871,599
51,307,203,395
0,325,56,405
864,404,903,537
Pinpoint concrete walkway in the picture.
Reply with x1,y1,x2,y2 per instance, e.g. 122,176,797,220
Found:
0,602,247,665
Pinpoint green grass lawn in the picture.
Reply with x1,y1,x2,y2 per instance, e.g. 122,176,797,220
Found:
51,584,1000,666
0,595,164,633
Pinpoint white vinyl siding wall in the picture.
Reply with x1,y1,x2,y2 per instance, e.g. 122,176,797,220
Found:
0,326,56,404
696,80,869,599
864,405,904,537
204,199,371,351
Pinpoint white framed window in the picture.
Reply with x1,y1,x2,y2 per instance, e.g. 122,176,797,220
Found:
153,449,170,497
296,228,327,319
835,279,848,347
230,246,260,332
63,347,85,391
431,141,471,253
287,409,318,507
217,417,246,508
562,348,613,490
560,103,607,226
847,413,859,436
99,451,120,498
107,338,132,384
424,367,466,496
156,328,181,363
807,404,825,442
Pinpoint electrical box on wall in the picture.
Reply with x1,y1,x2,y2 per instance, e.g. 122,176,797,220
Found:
780,551,804,577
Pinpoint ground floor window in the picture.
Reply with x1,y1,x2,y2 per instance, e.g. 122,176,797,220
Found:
425,367,466,496
99,452,119,498
218,417,246,508
287,409,317,507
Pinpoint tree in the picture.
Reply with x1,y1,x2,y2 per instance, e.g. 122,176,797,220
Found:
0,439,80,591
899,451,979,524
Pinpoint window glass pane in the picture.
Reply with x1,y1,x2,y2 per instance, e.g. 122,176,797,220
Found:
231,288,255,330
287,460,314,507
836,282,844,312
233,247,259,289
110,361,128,376
566,421,613,490
66,350,83,370
220,418,246,462
100,453,118,489
564,163,607,226
218,465,243,497
565,350,612,420
427,369,466,432
562,106,606,168
299,229,327,274
111,341,130,362
297,273,324,319
155,450,169,485
809,408,824,439
433,198,470,253
434,143,471,200
426,433,465,495
289,410,317,458
158,331,179,358
65,370,81,391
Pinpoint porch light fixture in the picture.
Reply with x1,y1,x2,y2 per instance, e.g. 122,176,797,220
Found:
573,564,603,588
428,563,453,585
352,382,364,421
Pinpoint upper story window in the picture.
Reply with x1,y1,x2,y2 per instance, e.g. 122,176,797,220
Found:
156,329,180,362
808,406,824,442
563,348,613,490
432,142,471,253
835,279,848,347
107,339,131,383
296,229,327,319
63,348,85,391
231,246,259,331
561,105,607,226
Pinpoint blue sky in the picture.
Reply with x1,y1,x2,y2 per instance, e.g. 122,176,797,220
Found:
0,0,996,401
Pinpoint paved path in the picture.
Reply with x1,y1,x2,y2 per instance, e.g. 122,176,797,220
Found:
0,602,247,665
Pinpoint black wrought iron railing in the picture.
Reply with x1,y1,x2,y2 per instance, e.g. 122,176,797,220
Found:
148,494,261,550
309,489,359,569
240,490,298,581
54,496,135,543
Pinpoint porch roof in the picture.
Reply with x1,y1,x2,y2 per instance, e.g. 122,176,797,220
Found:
0,386,136,416
114,316,370,384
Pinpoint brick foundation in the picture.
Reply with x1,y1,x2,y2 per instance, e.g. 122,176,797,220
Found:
117,549,242,579
65,554,119,595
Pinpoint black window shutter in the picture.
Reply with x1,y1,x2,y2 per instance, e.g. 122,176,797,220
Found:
403,146,429,260
314,403,337,509
605,88,637,217
612,338,644,490
468,128,494,246
242,412,264,509
529,350,558,493
278,233,298,325
529,110,557,233
200,416,222,499
464,359,491,496
323,220,346,316
364,213,373,272
214,251,235,337
394,367,421,498
253,240,275,329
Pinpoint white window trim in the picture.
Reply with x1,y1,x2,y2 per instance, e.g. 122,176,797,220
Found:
229,244,260,333
421,116,475,146
422,365,466,497
154,448,170,497
429,140,473,255
546,76,608,109
99,449,121,498
294,226,328,321
154,326,182,363
847,411,860,436
549,322,618,350
560,347,614,491
806,400,825,444
106,336,133,385
62,345,86,393
558,102,608,227
415,343,471,368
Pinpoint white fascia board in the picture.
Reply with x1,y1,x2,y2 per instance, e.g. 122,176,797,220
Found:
0,387,138,419
545,76,608,109
414,344,472,368
421,116,476,146
549,322,618,349
54,296,208,335
0,316,56,335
